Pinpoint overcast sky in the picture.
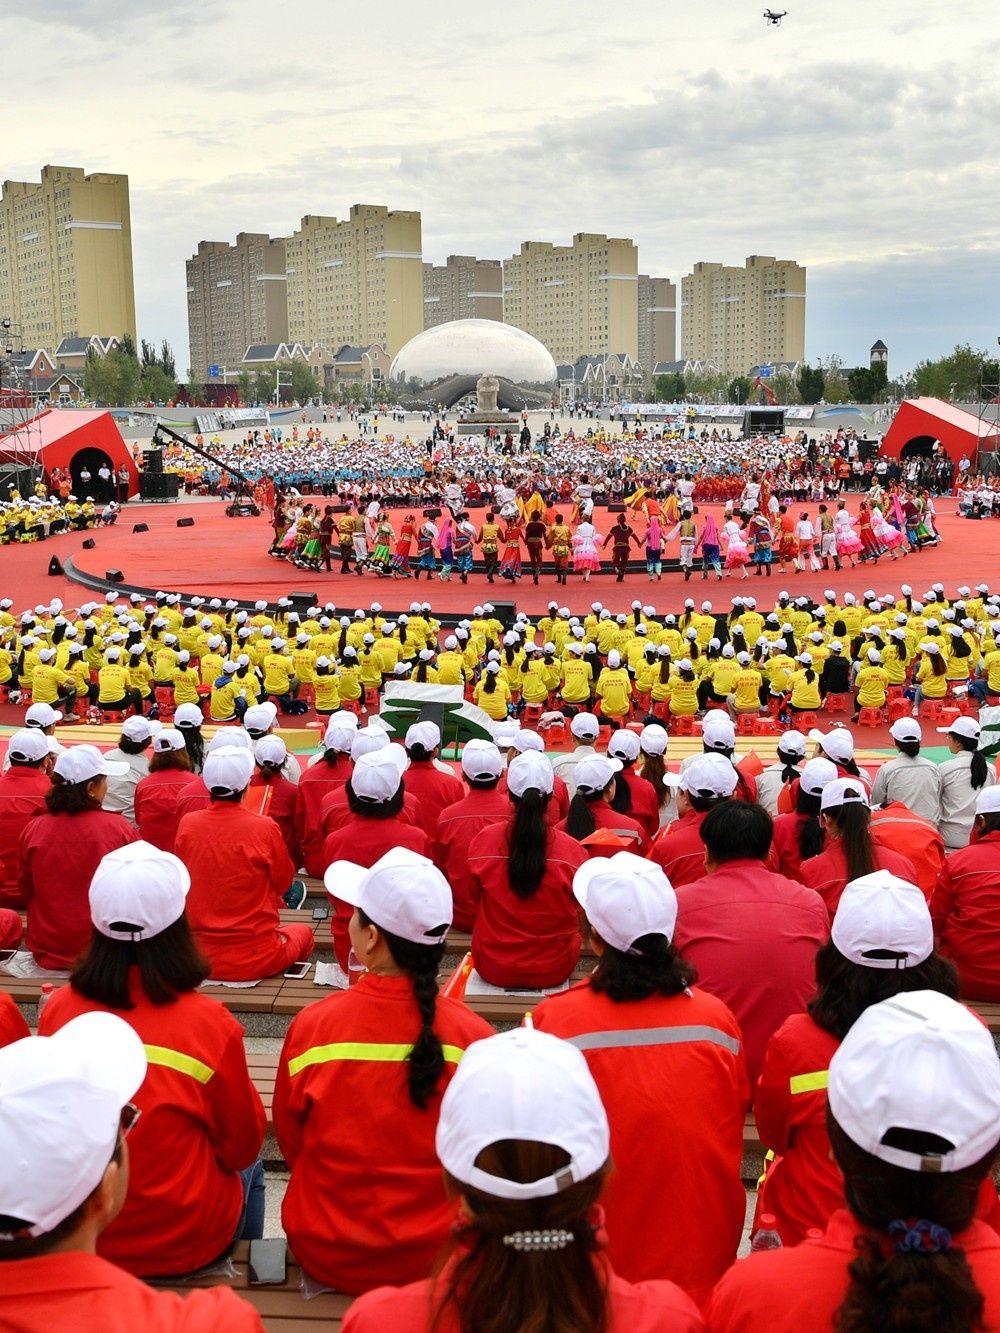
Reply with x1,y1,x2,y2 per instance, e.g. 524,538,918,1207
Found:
8,0,1000,375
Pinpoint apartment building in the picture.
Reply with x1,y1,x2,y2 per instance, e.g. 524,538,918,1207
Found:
422,254,503,327
680,255,806,374
0,165,136,349
637,275,677,382
185,233,287,381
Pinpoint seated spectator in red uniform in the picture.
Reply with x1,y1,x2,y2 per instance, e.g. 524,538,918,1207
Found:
319,727,421,837
39,841,266,1276
778,724,870,814
606,729,662,840
0,990,28,1046
295,717,354,876
0,1011,263,1331
695,711,758,804
771,757,836,881
755,870,1000,1246
133,730,200,854
321,747,429,969
651,754,739,886
433,741,508,931
175,747,314,981
494,724,570,823
559,755,651,858
400,721,463,837
800,778,918,913
275,849,492,1295
467,751,588,990
707,992,1000,1332
172,702,206,775
247,736,301,868
0,730,51,908
20,745,137,970
534,853,749,1306
672,800,829,1084
932,786,1000,1000
343,1027,704,1333
870,798,946,901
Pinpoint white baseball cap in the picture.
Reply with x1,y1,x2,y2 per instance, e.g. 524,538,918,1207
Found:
7,729,48,763
639,723,668,757
121,716,161,744
242,702,278,736
512,731,545,754
89,840,190,941
436,1028,609,1202
207,728,251,754
173,703,204,730
506,751,554,798
25,702,62,727
351,747,408,803
937,716,981,742
461,740,504,782
821,776,870,812
800,756,839,797
607,730,641,762
832,871,933,970
573,853,678,953
809,726,855,764
570,713,600,741
203,746,255,796
889,717,922,744
324,847,451,943
669,752,738,800
702,712,736,750
323,719,357,754
574,756,622,794
151,729,186,754
255,735,287,766
777,729,808,758
351,727,391,761
405,721,441,752
828,991,1000,1174
0,1012,147,1236
975,786,1000,817
53,745,129,785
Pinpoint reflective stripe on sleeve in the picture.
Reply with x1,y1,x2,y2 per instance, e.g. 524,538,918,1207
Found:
789,1070,829,1095
288,1041,466,1078
565,1025,740,1055
143,1044,215,1084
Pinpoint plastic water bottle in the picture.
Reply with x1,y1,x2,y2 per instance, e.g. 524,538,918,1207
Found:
750,1213,783,1251
37,982,54,1017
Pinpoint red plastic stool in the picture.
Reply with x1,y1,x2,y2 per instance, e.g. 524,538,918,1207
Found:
669,714,696,736
652,700,671,721
154,686,175,722
736,712,758,735
824,694,849,715
936,705,961,728
598,723,613,746
791,711,818,730
298,683,316,706
541,719,567,745
523,703,544,725
339,699,362,716
887,696,912,724
100,709,125,725
626,722,644,736
887,685,906,703
857,706,885,728
364,687,381,710
634,692,651,715
918,699,947,722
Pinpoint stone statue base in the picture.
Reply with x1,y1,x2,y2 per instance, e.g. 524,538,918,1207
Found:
457,412,517,436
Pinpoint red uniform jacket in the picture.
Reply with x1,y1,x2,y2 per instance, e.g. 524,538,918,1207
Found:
320,786,421,838
933,828,1000,1000
771,811,816,882
175,803,299,980
134,769,202,854
41,973,265,1275
650,808,709,886
534,981,749,1305
799,842,917,914
0,1250,263,1331
557,802,652,858
497,769,570,823
467,818,588,988
0,989,29,1046
400,760,464,837
322,815,429,968
433,786,511,931
0,907,21,950
0,764,50,906
247,772,302,868
173,778,211,823
343,1261,705,1333
295,756,351,876
273,973,493,1294
706,1211,1000,1333
870,801,945,900
620,767,662,841
20,809,138,969
672,858,830,1084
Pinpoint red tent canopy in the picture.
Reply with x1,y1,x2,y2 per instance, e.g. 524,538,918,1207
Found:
0,409,138,497
882,397,1000,466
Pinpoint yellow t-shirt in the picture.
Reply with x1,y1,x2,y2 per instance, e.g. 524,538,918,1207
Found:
173,666,202,706
732,668,763,710
596,668,633,718
98,664,131,704
788,669,822,710
263,653,293,694
667,675,699,716
314,674,341,712
475,676,512,720
855,665,889,707
916,659,948,698
336,666,361,702
210,678,241,720
31,663,71,705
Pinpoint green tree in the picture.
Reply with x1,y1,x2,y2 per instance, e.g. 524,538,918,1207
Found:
847,362,889,402
653,372,686,401
728,376,752,404
820,356,848,404
913,344,997,400
185,368,203,405
84,347,119,404
251,370,273,403
159,341,177,381
237,369,254,404
139,362,175,403
140,339,157,367
797,364,825,404
288,359,321,404
119,332,137,361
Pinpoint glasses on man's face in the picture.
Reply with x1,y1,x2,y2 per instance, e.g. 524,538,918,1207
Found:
120,1102,141,1139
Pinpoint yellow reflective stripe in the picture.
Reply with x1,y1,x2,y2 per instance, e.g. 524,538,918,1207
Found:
288,1041,466,1078
789,1070,829,1095
143,1043,214,1084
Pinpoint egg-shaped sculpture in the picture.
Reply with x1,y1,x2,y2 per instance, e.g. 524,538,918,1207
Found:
388,319,558,410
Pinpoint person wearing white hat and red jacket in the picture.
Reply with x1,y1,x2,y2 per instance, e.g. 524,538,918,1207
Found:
672,800,829,1085
246,735,301,867
401,721,463,837
771,757,838,882
321,747,429,971
707,991,1000,1332
175,747,314,980
559,755,652,858
754,871,1000,1249
433,741,509,932
318,727,423,837
800,778,918,914
295,716,356,876
38,842,267,1277
932,786,1000,1001
650,754,740,887
342,1027,704,1333
467,752,588,990
936,715,997,850
0,1012,264,1330
0,729,52,909
533,854,749,1307
607,729,661,841
777,724,870,815
133,729,201,855
19,745,138,970
274,849,492,1296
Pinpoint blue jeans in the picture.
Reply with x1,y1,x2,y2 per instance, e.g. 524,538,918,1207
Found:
238,1158,266,1240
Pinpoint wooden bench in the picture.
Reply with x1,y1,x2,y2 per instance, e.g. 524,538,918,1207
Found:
151,1239,351,1330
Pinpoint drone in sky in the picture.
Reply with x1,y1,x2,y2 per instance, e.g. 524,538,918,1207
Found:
763,9,787,25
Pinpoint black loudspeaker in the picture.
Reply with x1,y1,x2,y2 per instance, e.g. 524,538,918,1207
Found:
487,600,516,630
145,449,163,473
423,508,442,518
106,569,124,583
82,538,95,549
139,473,180,501
177,517,195,528
132,523,149,534
608,503,627,513
288,591,317,611
48,556,64,576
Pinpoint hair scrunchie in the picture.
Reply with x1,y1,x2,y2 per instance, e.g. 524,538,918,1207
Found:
887,1218,953,1255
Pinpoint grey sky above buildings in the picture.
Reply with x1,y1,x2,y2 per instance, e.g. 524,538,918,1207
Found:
8,0,999,376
